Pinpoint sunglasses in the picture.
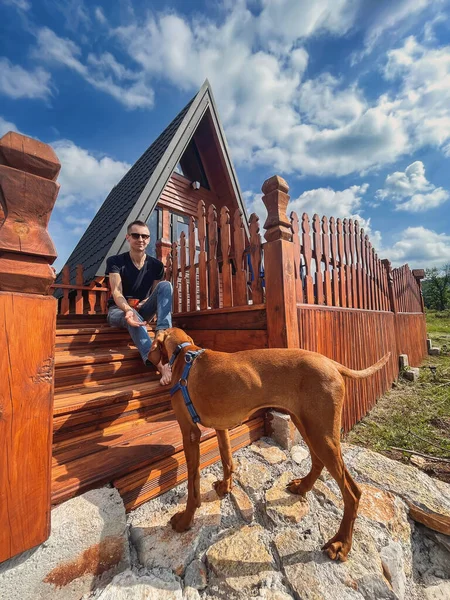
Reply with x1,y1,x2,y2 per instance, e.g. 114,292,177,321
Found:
129,233,150,240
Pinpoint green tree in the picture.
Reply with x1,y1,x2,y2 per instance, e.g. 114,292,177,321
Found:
422,264,450,310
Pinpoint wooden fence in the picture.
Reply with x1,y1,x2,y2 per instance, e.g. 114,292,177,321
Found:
52,201,424,318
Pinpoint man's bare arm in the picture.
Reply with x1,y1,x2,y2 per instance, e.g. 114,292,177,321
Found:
136,279,161,309
109,273,146,327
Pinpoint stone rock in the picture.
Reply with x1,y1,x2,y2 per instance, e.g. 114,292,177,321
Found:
380,542,406,600
403,368,419,382
130,474,221,576
184,559,208,590
424,582,450,599
410,455,428,468
427,338,432,351
312,479,343,511
399,354,409,370
344,446,450,536
0,487,129,600
250,439,287,464
266,410,302,450
358,484,411,544
422,528,450,554
236,457,271,495
291,444,310,465
265,472,310,524
429,347,440,356
230,485,254,523
96,569,183,599
206,525,275,592
183,587,201,600
256,590,294,600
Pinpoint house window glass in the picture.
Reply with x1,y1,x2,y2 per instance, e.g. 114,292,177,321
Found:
146,208,159,258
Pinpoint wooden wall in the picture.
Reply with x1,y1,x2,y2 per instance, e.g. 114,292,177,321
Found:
395,312,428,366
174,305,268,352
158,172,219,218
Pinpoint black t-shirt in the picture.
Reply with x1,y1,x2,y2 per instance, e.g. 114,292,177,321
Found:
105,252,164,308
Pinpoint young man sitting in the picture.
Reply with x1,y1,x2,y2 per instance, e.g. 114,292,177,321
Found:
105,220,173,385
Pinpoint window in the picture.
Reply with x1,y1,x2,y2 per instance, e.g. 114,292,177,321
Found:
146,208,160,258
179,139,209,189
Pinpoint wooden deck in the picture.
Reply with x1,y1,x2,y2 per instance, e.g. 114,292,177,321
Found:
52,314,264,510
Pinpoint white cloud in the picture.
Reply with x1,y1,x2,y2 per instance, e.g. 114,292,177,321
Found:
383,226,450,268
0,58,52,100
0,116,19,137
376,161,449,212
2,0,31,11
51,139,130,209
94,7,107,24
34,27,154,109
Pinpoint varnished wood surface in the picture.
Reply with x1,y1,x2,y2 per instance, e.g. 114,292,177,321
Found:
0,293,56,562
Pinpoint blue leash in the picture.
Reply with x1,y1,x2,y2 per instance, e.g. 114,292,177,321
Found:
170,343,205,424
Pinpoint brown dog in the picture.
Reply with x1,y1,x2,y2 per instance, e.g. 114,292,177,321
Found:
149,327,390,562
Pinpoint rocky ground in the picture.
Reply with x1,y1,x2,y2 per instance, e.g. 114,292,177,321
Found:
86,439,450,600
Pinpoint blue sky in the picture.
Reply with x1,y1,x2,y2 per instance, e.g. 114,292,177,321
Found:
1,0,450,271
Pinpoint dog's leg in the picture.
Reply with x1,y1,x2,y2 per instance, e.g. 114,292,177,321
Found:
213,429,234,498
170,424,202,532
286,415,324,496
313,441,361,562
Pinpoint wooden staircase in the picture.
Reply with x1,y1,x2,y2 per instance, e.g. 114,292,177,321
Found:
52,315,265,511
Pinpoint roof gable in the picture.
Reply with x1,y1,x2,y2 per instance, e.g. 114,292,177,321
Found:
58,80,247,284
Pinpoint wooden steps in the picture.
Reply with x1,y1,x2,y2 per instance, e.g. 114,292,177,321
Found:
52,314,265,510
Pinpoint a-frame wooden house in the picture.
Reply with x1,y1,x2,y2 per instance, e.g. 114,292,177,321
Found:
1,79,427,562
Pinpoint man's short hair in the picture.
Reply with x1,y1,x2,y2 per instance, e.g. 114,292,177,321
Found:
127,220,149,234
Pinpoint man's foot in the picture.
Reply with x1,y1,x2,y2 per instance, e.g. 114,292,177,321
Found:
158,361,172,386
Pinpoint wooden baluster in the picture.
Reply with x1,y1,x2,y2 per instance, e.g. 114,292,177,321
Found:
180,232,187,312
372,248,379,310
220,206,233,308
364,235,372,310
329,217,339,306
291,211,303,303
172,241,179,313
375,254,382,310
360,228,367,309
61,265,70,315
189,216,197,311
381,257,389,310
75,264,83,314
337,218,347,308
88,290,96,314
302,214,314,304
322,216,332,306
313,214,324,305
233,209,247,306
343,218,352,308
349,220,357,308
354,221,362,308
197,200,207,310
249,213,263,305
207,204,220,309
368,242,375,310
165,252,172,282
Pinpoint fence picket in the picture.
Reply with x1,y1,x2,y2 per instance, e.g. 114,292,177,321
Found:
313,214,324,305
291,212,303,303
337,219,347,307
172,241,179,313
75,264,83,314
189,216,197,311
329,217,339,306
322,216,332,306
197,200,208,310
208,204,220,309
249,213,263,305
302,213,315,304
233,209,247,306
220,206,233,308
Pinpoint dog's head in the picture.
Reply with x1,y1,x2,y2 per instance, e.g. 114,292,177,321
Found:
148,327,195,366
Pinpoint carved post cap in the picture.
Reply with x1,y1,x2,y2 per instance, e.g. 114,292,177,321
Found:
0,131,61,181
0,132,60,294
261,175,291,242
412,269,425,280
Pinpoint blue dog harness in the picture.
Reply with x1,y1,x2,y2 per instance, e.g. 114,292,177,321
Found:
169,343,205,424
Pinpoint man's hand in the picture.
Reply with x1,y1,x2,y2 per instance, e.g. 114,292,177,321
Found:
125,309,147,328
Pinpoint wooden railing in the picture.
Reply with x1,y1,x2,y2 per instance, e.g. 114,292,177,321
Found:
291,212,390,310
392,264,424,313
51,265,109,315
167,200,264,313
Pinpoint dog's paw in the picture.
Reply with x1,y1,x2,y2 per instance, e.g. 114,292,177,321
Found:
286,478,307,496
170,510,193,533
322,539,350,562
213,479,232,498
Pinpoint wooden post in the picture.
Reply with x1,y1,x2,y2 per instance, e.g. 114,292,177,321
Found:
382,259,398,315
412,269,425,313
0,131,60,562
261,175,299,348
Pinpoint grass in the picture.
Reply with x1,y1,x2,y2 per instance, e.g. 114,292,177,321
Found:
345,310,450,478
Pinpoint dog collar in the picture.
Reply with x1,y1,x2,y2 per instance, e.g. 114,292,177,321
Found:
170,348,205,424
168,342,192,367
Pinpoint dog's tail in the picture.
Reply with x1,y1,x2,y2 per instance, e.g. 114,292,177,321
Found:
330,352,391,380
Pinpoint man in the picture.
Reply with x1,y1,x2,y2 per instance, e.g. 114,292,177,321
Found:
106,220,173,385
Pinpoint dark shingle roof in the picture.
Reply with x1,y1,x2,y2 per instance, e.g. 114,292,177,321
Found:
56,94,195,285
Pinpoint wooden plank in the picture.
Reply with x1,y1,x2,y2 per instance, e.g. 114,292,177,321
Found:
233,209,247,306
220,206,233,307
0,293,55,562
60,264,70,315
197,200,208,310
175,307,266,330
208,204,220,309
249,213,264,305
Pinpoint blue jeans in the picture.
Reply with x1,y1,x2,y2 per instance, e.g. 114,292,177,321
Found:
107,281,173,363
